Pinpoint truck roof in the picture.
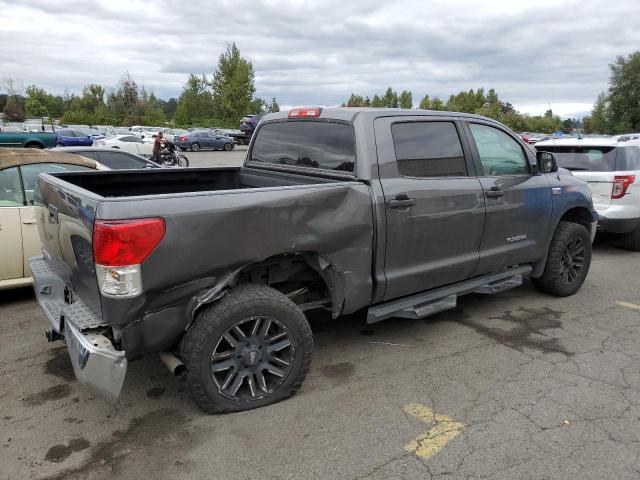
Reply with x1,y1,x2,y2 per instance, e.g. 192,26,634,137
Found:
262,108,501,124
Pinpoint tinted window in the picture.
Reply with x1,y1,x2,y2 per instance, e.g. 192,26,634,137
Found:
251,121,356,173
120,136,139,142
69,150,100,161
391,122,467,177
535,145,618,172
469,123,528,176
97,151,148,170
0,167,24,206
623,146,640,170
20,163,92,205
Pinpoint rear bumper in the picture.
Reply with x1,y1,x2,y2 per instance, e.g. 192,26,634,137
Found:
65,320,127,404
597,216,640,234
30,256,127,404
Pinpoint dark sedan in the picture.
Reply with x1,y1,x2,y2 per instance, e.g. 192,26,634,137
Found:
50,147,162,169
55,129,94,147
175,131,234,152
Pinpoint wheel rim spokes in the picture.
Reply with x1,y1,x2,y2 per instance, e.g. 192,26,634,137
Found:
561,237,585,283
210,316,294,401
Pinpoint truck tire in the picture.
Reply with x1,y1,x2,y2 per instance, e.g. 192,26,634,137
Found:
620,226,640,251
182,284,313,413
532,221,591,297
25,142,43,149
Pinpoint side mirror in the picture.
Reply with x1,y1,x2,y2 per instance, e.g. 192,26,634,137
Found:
537,151,558,173
141,135,145,139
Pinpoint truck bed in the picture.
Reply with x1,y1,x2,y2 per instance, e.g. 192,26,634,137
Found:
34,165,374,358
49,166,342,198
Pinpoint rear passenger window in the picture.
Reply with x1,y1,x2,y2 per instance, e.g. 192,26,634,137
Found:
391,122,468,177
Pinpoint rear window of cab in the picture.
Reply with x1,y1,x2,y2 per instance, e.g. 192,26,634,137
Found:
249,121,356,173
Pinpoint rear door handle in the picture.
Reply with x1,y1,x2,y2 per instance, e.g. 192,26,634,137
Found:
485,187,505,198
387,194,416,209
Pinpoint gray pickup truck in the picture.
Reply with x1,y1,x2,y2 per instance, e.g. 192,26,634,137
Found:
30,108,597,413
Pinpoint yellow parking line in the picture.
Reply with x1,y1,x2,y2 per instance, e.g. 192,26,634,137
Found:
615,301,640,311
403,403,464,459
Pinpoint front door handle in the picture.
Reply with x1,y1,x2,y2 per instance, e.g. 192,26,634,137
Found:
387,194,416,209
485,187,505,198
22,219,36,225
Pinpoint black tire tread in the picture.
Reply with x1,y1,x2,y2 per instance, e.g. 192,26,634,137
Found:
532,221,591,297
182,284,313,414
620,226,640,251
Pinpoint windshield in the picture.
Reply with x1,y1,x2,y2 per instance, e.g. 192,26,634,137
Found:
535,145,617,171
250,121,355,173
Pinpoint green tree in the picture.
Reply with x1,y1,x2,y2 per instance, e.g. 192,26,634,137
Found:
346,93,365,107
25,85,50,117
419,95,430,110
211,43,256,127
584,91,610,133
399,90,413,109
430,97,444,111
371,94,384,108
3,97,26,122
607,51,640,132
382,87,398,108
175,74,215,125
268,97,280,113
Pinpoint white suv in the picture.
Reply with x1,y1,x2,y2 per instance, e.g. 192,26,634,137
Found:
536,136,640,250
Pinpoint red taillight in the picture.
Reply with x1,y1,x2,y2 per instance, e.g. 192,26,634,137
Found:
93,218,165,266
612,175,635,199
288,107,322,118
179,136,188,141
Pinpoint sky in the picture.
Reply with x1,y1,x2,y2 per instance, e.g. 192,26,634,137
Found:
1,0,638,118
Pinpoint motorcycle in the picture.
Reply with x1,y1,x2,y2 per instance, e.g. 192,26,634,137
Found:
158,141,189,167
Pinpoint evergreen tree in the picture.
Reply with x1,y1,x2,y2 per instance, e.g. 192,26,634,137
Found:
419,95,430,110
211,43,256,127
175,74,215,125
399,90,413,109
607,51,640,132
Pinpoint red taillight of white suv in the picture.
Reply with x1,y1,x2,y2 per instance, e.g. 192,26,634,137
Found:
93,218,165,298
612,175,635,199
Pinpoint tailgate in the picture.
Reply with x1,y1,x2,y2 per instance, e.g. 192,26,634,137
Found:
33,173,104,332
571,171,613,211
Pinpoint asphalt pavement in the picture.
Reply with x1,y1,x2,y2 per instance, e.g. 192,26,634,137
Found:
2,157,640,479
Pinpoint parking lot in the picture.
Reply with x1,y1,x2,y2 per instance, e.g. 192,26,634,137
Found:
2,203,640,480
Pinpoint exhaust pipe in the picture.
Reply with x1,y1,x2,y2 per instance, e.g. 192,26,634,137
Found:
159,351,186,376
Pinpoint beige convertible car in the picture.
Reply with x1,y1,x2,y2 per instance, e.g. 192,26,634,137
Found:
0,148,100,290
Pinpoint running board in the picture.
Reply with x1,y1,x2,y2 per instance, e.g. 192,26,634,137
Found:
367,265,531,324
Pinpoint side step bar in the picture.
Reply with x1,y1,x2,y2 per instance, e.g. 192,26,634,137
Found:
367,265,532,324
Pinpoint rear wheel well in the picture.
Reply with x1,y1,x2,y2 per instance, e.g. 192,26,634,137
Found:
236,253,333,314
24,142,43,149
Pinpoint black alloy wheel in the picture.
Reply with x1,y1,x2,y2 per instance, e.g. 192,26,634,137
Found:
560,236,585,284
532,221,591,297
211,316,294,401
182,284,313,413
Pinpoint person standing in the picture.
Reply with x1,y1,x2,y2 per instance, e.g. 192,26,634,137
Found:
152,132,164,163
